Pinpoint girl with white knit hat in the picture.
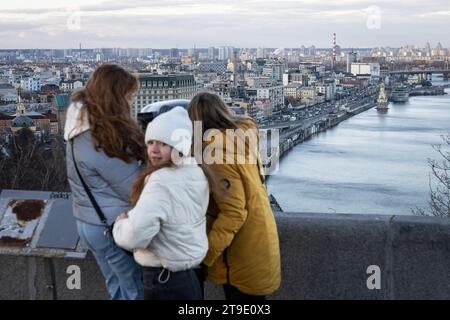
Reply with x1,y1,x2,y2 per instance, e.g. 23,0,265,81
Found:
113,106,218,300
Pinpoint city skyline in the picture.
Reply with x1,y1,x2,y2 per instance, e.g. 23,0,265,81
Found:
0,0,449,49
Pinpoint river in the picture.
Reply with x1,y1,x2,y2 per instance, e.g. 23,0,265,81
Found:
267,80,450,215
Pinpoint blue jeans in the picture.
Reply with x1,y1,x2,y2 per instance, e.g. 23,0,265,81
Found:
76,220,144,300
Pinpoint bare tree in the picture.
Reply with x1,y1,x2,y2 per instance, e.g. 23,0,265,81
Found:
0,129,69,192
414,133,450,218
286,96,302,108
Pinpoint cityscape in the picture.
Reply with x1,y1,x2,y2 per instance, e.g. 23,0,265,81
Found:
1,40,449,187
1,0,450,302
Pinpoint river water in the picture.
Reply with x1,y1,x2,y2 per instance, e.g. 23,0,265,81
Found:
267,80,450,215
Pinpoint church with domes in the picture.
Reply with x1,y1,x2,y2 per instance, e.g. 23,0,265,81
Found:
11,94,36,134
0,89,58,144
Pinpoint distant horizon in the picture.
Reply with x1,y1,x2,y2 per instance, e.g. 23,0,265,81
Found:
0,45,444,51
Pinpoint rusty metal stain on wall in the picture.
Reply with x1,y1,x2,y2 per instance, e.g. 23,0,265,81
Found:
0,199,46,247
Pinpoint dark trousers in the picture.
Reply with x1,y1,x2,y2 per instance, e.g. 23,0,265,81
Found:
223,284,266,300
142,266,202,300
194,267,206,300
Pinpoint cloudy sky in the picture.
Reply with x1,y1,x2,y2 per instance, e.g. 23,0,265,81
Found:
0,0,449,49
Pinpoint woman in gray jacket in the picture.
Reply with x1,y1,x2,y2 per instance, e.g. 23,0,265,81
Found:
64,64,146,300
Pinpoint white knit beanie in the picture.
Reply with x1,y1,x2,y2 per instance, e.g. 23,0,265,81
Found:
145,107,193,157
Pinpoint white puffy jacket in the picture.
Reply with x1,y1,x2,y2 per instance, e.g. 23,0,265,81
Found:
113,157,209,272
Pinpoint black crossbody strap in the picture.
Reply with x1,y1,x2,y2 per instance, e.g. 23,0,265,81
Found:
71,139,109,226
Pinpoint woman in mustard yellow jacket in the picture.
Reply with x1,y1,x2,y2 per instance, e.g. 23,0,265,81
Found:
188,92,281,300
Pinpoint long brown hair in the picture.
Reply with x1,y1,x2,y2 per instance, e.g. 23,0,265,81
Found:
188,91,258,196
188,91,251,133
130,160,173,206
72,64,146,163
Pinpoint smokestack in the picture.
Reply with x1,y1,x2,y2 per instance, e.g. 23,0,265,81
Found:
332,33,337,71
233,50,237,89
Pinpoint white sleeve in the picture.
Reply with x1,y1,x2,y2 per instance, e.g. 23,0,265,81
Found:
113,174,170,251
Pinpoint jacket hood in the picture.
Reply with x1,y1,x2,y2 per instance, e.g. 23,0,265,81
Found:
64,101,90,141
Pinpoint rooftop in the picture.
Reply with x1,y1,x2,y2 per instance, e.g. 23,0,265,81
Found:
54,94,71,109
137,73,195,81
12,115,34,128
0,83,15,90
0,112,14,120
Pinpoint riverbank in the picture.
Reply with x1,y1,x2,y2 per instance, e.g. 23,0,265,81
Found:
265,83,449,212
265,99,377,212
264,99,377,176
267,83,450,171
410,85,449,97
267,87,450,215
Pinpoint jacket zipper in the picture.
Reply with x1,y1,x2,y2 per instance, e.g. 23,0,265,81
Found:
223,248,230,284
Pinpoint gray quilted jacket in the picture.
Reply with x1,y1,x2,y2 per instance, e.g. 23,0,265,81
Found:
64,102,141,226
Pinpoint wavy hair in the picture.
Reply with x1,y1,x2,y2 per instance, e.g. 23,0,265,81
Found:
187,91,249,133
72,64,146,163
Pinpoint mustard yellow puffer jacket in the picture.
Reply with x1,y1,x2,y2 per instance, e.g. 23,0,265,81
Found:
202,120,281,296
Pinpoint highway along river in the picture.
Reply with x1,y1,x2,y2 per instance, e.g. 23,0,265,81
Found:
267,85,450,215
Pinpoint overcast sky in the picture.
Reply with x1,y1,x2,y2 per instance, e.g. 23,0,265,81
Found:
0,0,449,49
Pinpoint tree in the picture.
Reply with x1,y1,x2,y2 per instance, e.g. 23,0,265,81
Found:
0,129,69,192
285,96,302,108
414,133,450,217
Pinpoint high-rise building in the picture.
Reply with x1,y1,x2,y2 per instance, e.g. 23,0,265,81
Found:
218,47,225,60
51,49,65,59
426,43,432,57
64,49,73,58
346,51,357,73
256,47,265,59
299,45,306,56
192,46,199,61
208,47,215,60
169,48,180,59
228,47,235,61
287,48,298,62
262,63,285,82
218,46,234,61
132,74,198,118
101,48,116,59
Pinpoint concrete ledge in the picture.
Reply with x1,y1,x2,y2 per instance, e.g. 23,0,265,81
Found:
1,212,450,299
0,253,108,300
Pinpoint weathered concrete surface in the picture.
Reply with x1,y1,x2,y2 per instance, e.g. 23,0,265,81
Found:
390,215,450,299
1,212,450,300
269,213,391,300
0,252,108,300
